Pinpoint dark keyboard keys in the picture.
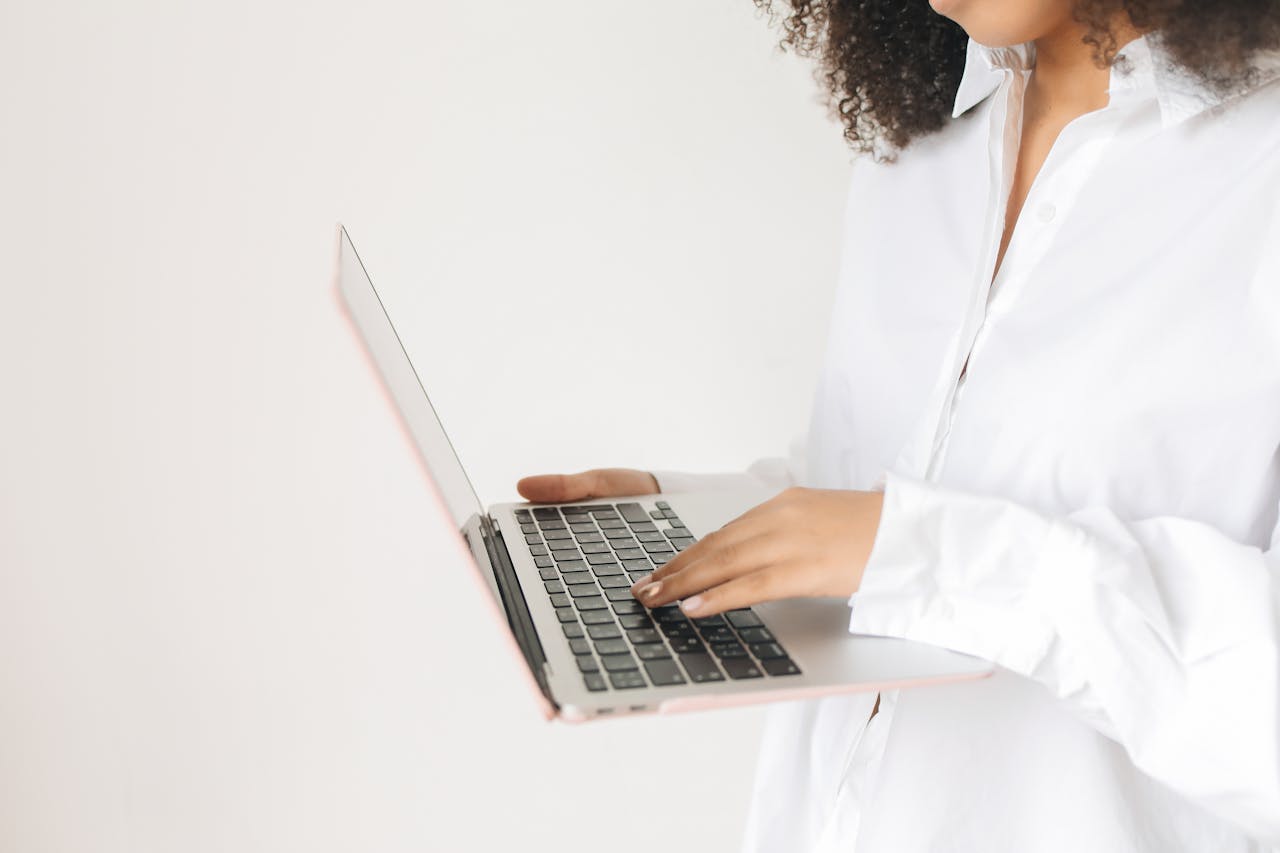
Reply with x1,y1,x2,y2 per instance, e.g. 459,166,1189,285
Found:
538,567,558,581
549,540,579,551
700,627,736,644
670,636,706,654
738,627,775,644
609,671,646,690
557,610,580,625
582,612,616,627
726,610,763,629
617,503,649,523
556,560,587,572
603,587,634,602
551,550,582,563
626,628,661,645
750,642,787,659
568,583,601,599
593,638,629,656
591,563,624,577
710,642,747,658
534,555,554,568
543,579,565,594
542,528,572,540
549,593,570,608
569,638,592,655
635,644,671,661
524,533,543,545
644,658,686,686
598,575,631,589
722,657,764,679
680,653,725,683
562,622,584,638
586,553,619,565
560,571,593,585
693,615,726,628
576,656,599,673
761,657,801,676
583,673,607,692
623,559,652,572
612,600,644,615
532,507,560,520
586,623,622,639
574,596,608,611
619,614,652,630
600,653,639,672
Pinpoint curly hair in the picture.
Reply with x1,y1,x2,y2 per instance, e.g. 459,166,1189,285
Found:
756,0,1280,158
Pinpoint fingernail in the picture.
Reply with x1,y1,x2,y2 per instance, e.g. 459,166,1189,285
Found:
680,595,704,615
630,573,653,592
640,582,663,601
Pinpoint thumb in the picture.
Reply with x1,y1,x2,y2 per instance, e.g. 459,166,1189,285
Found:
516,472,597,503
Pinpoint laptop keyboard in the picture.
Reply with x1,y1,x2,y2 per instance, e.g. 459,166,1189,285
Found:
514,500,802,693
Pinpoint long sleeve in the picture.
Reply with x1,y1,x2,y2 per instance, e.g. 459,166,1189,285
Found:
650,434,807,496
850,470,1280,841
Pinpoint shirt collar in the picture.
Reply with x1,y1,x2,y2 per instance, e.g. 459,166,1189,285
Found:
950,34,1280,128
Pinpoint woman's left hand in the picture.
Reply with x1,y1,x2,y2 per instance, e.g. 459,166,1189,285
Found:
630,486,885,617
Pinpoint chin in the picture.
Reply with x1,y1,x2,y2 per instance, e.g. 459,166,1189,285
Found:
929,0,1062,47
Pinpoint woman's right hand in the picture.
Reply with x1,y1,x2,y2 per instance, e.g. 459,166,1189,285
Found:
515,468,660,504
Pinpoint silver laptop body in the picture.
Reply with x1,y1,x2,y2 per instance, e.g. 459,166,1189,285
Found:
333,224,993,722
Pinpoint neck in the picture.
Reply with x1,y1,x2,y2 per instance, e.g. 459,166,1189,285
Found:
1030,14,1143,112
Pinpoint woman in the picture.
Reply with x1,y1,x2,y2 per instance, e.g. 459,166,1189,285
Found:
520,0,1280,849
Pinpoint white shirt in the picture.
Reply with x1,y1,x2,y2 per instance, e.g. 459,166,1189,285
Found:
655,33,1280,852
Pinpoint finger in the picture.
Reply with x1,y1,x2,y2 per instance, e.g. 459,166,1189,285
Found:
675,563,799,618
634,533,786,609
634,520,761,591
516,473,590,503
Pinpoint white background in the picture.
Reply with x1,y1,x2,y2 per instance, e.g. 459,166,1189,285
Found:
0,1,851,850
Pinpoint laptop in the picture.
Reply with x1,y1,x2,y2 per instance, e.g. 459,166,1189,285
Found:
333,224,993,722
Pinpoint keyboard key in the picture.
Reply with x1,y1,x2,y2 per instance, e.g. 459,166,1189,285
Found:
655,500,671,509
557,609,579,625
635,531,666,543
653,607,687,623
538,567,558,581
532,507,561,520
569,638,591,655
611,600,644,615
534,555,554,568
608,538,639,551
650,509,665,519
598,575,631,589
722,657,763,679
529,544,549,557
580,542,612,554
569,522,597,534
582,611,616,626
561,571,593,585
615,548,645,560
586,623,622,639
542,528,573,540
627,628,662,644
644,658,686,686
628,521,658,533
524,533,543,546
515,509,532,521
761,657,801,676
700,627,736,644
575,532,604,544
609,671,646,690
750,643,787,659
583,673,607,692
670,539,693,551
693,615,727,628
726,610,763,629
561,505,591,515
643,542,674,554
670,636,706,654
538,519,567,531
549,539,579,551
562,622,585,638
649,553,673,567
668,519,687,529
574,596,608,611
603,528,635,540
622,559,653,572
552,550,583,562
587,506,618,516
597,518,627,529
617,503,649,523
679,653,725,683
628,572,651,584
543,579,565,594
568,583,601,598
586,553,619,566
591,563,624,577
549,593,570,608
593,637,630,656
604,587,635,602
600,653,639,672
710,642,747,658
619,614,653,630
635,644,671,661
576,656,599,673
662,510,680,519
738,627,775,644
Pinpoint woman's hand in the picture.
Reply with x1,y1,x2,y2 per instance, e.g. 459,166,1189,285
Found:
516,468,659,504
630,487,885,618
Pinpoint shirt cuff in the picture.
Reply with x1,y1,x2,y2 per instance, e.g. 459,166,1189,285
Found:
847,470,1062,676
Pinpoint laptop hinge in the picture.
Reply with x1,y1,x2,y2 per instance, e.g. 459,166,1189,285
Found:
476,515,556,707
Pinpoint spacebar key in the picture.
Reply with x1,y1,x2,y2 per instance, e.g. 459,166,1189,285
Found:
643,658,687,686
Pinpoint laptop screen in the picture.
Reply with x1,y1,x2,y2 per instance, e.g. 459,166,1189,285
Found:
335,225,485,530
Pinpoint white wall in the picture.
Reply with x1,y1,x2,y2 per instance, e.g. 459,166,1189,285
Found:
0,1,852,851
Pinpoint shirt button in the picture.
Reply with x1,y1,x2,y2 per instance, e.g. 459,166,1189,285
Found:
1037,202,1057,223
